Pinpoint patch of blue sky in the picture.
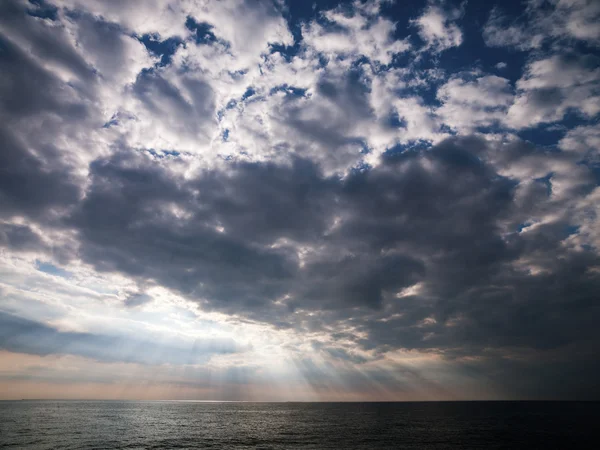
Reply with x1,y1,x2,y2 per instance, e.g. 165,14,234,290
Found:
184,17,218,45
268,42,301,62
241,87,256,101
229,69,248,81
516,221,533,233
102,116,120,129
35,260,72,278
472,123,513,136
26,0,58,20
383,140,435,159
518,113,595,148
350,160,372,174
436,6,528,83
145,149,182,159
439,124,458,136
217,99,240,122
269,85,309,99
138,33,182,67
565,225,581,237
387,110,407,129
102,112,137,129
282,0,349,41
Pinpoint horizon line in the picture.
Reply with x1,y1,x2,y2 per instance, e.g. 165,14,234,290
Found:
1,399,597,403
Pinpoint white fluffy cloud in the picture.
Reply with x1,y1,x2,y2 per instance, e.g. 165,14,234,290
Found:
412,3,463,52
303,1,410,65
506,54,600,128
437,74,514,131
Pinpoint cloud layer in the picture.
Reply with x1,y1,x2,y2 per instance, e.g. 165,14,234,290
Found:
1,0,599,400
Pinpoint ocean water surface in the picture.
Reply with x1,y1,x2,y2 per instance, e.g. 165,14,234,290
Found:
0,401,596,449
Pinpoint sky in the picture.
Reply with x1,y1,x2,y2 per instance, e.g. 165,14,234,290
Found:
0,0,599,401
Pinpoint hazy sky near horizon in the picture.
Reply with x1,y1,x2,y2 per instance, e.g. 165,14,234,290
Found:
1,0,599,401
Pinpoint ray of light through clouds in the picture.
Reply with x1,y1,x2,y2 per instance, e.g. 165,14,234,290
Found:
0,0,599,401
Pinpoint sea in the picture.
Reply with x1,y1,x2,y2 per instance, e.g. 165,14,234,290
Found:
0,401,596,449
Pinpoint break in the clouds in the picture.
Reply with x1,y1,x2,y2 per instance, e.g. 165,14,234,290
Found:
0,0,599,401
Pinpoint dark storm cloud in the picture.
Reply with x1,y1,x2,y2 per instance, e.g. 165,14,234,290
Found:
294,252,424,310
0,33,89,120
0,123,80,220
190,157,336,244
68,152,305,314
66,12,134,77
331,140,600,355
0,11,93,222
61,136,600,364
0,311,244,365
359,248,600,353
0,223,46,252
0,0,94,84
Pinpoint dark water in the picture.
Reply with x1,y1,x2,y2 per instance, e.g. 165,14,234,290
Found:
0,401,596,449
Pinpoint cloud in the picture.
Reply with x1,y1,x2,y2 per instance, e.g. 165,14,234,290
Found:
0,1,94,83
483,6,543,51
506,53,600,128
59,137,600,364
437,74,514,132
0,223,46,252
123,292,153,308
302,0,410,65
64,12,155,87
483,1,600,130
484,0,600,50
0,311,244,365
559,124,600,161
0,122,81,220
412,2,463,52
